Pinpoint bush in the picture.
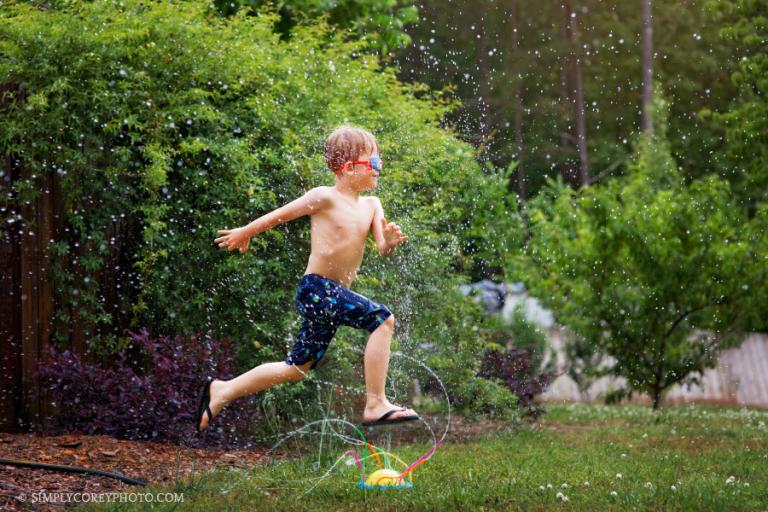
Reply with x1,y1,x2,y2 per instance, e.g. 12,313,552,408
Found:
478,309,554,419
36,329,260,447
2,0,525,425
516,93,767,408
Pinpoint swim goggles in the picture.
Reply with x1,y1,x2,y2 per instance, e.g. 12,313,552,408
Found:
337,156,383,173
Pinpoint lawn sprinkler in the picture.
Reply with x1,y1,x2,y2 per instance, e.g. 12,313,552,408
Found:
363,468,411,490
345,438,443,490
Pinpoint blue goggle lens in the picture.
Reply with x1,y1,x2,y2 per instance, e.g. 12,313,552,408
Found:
371,156,382,171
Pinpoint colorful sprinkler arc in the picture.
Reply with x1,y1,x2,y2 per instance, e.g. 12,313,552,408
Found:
344,428,444,490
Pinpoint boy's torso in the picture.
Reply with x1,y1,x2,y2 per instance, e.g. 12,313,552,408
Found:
304,187,376,288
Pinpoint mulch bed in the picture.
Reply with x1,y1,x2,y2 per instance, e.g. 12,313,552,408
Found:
0,415,511,511
0,433,268,511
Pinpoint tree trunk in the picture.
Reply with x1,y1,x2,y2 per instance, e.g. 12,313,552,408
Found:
559,4,576,186
509,1,525,201
477,9,492,161
564,0,590,187
652,387,662,409
641,0,654,134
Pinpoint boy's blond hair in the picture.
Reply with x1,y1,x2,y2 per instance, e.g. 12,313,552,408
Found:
324,125,378,174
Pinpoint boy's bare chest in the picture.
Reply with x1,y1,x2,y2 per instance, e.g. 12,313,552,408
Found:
314,199,374,241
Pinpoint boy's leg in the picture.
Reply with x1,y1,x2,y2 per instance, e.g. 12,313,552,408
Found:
362,314,419,422
198,360,313,431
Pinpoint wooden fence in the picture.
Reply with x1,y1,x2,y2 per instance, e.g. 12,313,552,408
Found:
542,329,768,408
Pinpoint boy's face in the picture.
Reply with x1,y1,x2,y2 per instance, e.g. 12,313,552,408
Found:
343,147,380,191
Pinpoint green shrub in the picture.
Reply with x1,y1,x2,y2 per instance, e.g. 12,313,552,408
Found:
0,0,523,425
516,93,767,408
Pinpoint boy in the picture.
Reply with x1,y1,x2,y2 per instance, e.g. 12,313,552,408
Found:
196,125,420,433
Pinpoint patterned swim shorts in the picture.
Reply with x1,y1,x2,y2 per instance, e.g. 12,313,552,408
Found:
285,273,393,370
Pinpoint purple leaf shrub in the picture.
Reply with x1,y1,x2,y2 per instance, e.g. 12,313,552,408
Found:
479,347,553,419
37,328,260,447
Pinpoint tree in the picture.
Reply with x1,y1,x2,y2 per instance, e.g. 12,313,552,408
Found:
563,0,590,186
517,93,767,408
212,0,419,54
396,0,743,194
640,0,654,134
706,0,768,211
508,0,526,200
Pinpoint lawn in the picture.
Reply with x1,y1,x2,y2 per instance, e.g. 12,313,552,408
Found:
80,403,768,511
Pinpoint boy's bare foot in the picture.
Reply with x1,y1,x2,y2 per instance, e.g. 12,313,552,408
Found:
198,379,228,432
363,402,420,425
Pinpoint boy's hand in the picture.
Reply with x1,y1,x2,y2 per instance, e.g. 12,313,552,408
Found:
381,218,409,250
214,227,251,254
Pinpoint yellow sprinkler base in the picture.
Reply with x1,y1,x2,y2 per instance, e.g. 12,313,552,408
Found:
358,469,412,490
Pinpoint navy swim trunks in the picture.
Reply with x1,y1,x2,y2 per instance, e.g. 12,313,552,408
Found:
285,273,393,370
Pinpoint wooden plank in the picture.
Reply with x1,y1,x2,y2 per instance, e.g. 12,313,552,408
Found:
37,172,55,431
747,336,768,404
758,337,768,403
0,151,22,432
739,339,761,404
0,83,23,432
20,169,41,430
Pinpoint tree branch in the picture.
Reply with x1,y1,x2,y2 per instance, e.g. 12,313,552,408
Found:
587,153,633,185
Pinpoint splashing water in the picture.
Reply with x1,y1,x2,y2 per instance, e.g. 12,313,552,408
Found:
248,348,451,495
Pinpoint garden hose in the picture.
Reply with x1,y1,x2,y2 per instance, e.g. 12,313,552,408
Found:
0,458,148,486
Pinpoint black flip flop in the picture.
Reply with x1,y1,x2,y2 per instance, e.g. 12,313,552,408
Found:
194,376,214,433
361,407,420,427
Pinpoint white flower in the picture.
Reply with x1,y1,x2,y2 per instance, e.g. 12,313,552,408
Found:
620,453,627,459
561,483,569,488
556,492,569,502
539,485,545,491
615,473,623,479
583,481,590,487
744,482,750,488
644,482,653,489
726,476,736,485
610,491,618,497
642,432,648,438
671,485,677,492
546,483,553,489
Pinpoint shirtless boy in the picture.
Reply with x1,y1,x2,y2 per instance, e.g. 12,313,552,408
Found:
195,126,420,433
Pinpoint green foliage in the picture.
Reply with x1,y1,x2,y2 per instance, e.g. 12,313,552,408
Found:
211,0,418,54
706,0,768,211
516,92,768,408
0,0,519,421
462,161,525,279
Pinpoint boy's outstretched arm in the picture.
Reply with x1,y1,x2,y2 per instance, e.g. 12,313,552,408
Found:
370,197,409,257
214,187,331,253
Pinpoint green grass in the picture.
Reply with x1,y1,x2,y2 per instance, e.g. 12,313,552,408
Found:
81,404,768,511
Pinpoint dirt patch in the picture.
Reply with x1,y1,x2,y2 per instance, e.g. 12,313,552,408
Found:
0,432,268,511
